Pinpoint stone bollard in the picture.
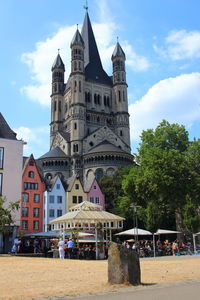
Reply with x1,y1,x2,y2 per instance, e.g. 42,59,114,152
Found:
108,242,141,285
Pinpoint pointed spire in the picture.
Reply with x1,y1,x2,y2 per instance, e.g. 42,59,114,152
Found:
51,53,65,71
112,42,126,60
70,29,84,47
81,11,112,85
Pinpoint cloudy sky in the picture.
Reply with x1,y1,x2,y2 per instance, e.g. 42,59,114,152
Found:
1,0,200,157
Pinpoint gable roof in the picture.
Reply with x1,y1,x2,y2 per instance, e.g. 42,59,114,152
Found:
87,140,126,155
0,112,17,140
81,12,112,86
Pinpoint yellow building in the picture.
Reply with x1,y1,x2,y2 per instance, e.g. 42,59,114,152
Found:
66,175,87,211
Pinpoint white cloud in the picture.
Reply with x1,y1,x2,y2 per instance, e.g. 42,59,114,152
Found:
129,73,200,142
154,30,200,60
21,9,149,106
14,126,49,157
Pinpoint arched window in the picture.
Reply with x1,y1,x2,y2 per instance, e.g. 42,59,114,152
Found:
74,123,77,130
94,94,97,104
118,90,121,102
107,96,110,107
74,61,77,71
104,96,107,106
54,101,57,111
123,90,125,101
59,101,61,112
79,81,81,92
28,171,34,178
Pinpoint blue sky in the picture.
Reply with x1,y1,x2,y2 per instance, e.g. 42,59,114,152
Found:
1,0,200,158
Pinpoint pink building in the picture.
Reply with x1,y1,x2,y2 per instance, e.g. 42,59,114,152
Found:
85,178,105,210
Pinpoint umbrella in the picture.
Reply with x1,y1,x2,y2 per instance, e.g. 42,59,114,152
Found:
115,228,152,236
154,229,181,235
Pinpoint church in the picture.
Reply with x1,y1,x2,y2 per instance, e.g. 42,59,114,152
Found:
38,10,133,183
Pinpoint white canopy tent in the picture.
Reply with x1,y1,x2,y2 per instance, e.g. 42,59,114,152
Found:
115,228,152,236
50,201,124,259
154,229,181,235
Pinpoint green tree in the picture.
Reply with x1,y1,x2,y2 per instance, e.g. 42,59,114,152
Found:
99,166,131,213
0,197,20,234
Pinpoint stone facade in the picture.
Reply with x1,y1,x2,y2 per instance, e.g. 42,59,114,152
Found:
38,11,133,183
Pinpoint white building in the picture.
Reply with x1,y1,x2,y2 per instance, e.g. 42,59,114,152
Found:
0,112,24,253
43,175,66,232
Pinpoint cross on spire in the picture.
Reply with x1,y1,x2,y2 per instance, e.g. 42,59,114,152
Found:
83,0,88,11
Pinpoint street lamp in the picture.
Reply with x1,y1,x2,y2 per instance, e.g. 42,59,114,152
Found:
130,204,140,244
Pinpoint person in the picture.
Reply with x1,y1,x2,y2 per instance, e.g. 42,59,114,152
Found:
67,238,74,258
33,239,39,253
58,238,65,259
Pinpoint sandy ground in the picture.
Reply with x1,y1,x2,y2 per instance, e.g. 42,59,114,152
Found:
0,255,200,300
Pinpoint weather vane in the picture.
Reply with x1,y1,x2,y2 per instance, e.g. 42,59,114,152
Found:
83,0,88,11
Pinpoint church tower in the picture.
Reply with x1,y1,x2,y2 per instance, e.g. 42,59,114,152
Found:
39,10,133,183
69,28,86,174
112,42,130,148
50,53,65,147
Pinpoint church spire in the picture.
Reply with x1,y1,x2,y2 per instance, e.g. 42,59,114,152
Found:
81,11,112,85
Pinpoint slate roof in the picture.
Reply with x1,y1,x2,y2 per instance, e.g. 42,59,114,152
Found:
39,146,67,159
86,140,126,155
51,53,65,71
81,12,112,86
112,42,126,59
0,112,17,140
71,29,84,47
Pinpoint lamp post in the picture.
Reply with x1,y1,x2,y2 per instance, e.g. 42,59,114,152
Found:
130,204,140,244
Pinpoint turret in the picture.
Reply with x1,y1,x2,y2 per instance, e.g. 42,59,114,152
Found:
69,28,86,173
112,42,130,148
50,52,65,148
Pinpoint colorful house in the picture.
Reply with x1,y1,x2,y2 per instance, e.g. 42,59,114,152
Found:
66,175,87,211
43,175,66,232
20,155,45,234
85,178,105,209
0,113,24,253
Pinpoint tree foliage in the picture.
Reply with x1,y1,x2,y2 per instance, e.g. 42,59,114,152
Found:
100,120,200,233
0,197,20,234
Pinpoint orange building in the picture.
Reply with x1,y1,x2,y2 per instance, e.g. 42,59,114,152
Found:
20,154,45,233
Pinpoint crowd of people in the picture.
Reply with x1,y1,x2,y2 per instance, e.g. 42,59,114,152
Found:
123,239,194,257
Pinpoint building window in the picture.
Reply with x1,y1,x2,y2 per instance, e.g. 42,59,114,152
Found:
74,123,77,130
49,195,54,203
22,220,28,230
34,194,40,203
0,173,3,196
95,197,100,204
57,196,62,204
56,184,60,190
118,90,121,102
33,221,39,230
28,171,34,178
0,148,4,169
24,182,38,190
72,196,77,203
120,130,123,136
49,209,55,218
22,193,29,203
79,81,81,92
33,208,39,218
78,196,83,203
75,184,79,190
54,101,57,111
22,207,28,217
90,197,94,203
57,209,62,217
94,185,96,190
